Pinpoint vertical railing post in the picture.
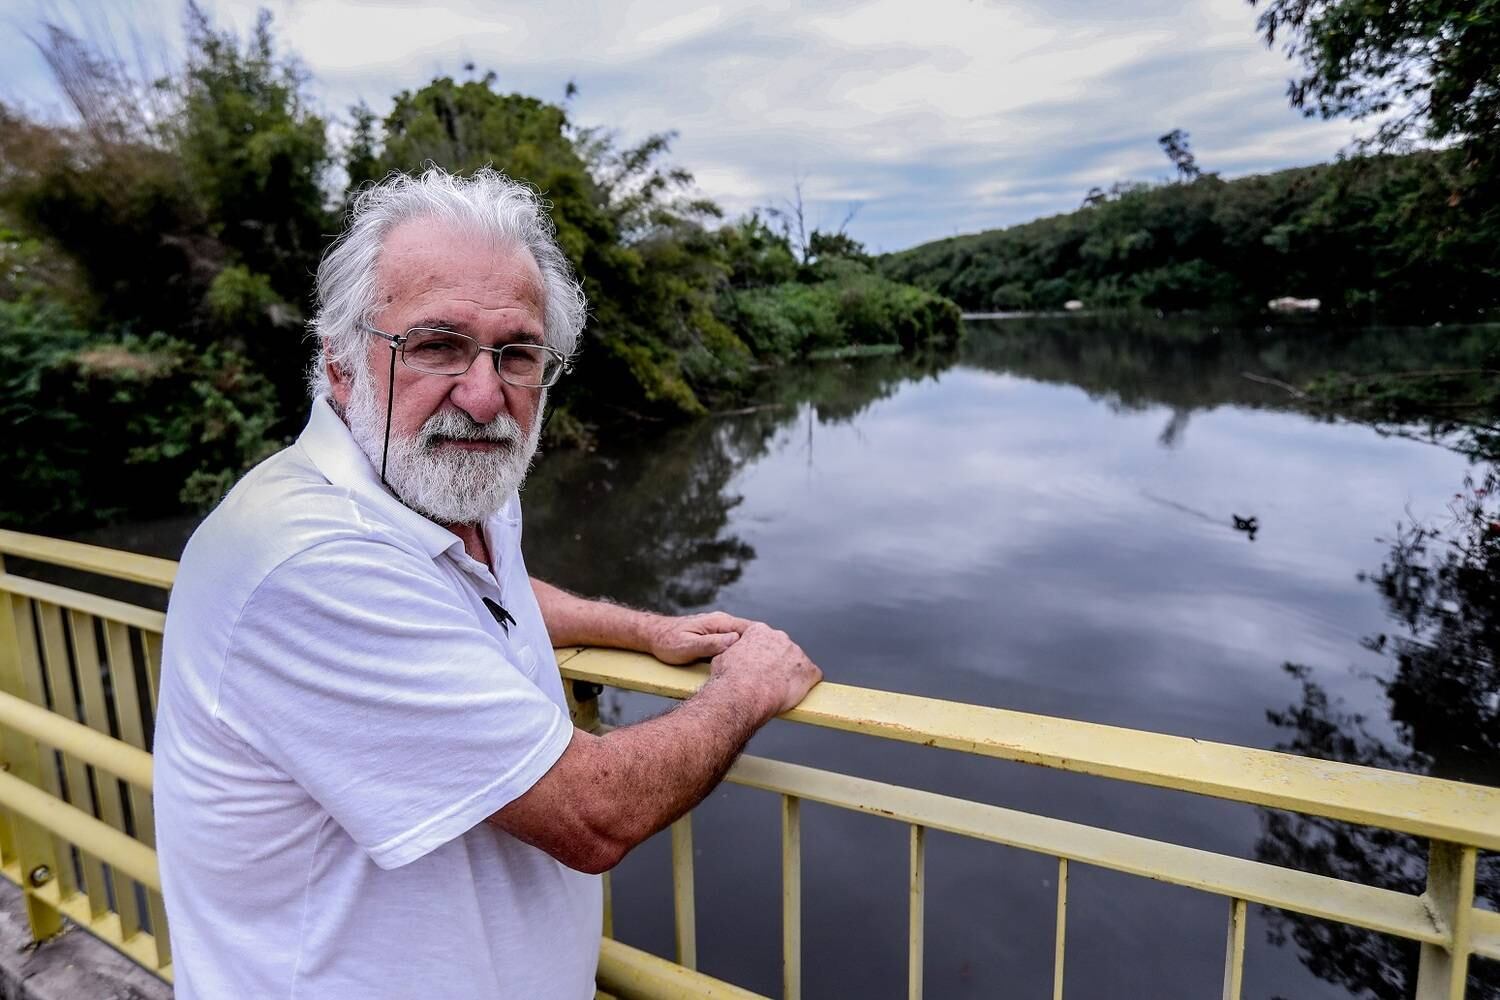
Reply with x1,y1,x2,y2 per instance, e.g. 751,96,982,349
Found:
671,815,697,969
1415,840,1476,1000
0,588,64,940
104,621,170,967
34,602,104,918
908,824,925,1000
782,794,802,1000
601,870,614,940
1221,898,1247,1000
1053,858,1068,1000
70,610,142,939
0,558,13,866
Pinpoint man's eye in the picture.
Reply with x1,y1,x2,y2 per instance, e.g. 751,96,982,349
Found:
413,340,460,354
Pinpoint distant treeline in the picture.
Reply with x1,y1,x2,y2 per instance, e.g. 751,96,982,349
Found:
880,151,1498,322
0,10,958,530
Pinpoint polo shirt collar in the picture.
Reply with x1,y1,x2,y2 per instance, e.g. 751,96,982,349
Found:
298,396,468,561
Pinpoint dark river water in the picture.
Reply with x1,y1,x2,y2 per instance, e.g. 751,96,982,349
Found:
74,316,1499,998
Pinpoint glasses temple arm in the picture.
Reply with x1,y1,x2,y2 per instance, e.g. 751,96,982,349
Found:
380,339,396,486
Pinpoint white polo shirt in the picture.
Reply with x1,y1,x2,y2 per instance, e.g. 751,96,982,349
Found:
154,397,601,999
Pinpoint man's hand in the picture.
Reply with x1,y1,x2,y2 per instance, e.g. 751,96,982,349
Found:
709,622,822,720
643,611,756,665
493,614,822,874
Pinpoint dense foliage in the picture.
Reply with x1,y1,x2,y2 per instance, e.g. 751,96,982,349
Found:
0,10,957,529
880,150,1497,320
0,300,281,526
1252,0,1499,159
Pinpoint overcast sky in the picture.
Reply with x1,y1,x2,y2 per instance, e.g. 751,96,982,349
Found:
3,0,1364,253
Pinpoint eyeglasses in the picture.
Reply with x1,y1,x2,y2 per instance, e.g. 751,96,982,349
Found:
363,325,571,388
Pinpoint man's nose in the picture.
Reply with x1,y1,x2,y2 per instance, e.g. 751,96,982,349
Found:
448,352,509,424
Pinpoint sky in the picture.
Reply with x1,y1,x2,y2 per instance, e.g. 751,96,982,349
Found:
2,0,1367,253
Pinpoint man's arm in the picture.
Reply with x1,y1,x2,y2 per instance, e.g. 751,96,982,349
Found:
531,577,755,664
489,622,820,873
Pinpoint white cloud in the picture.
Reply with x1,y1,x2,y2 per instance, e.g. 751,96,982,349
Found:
1,0,1371,250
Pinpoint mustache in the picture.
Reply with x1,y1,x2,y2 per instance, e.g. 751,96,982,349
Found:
416,409,522,447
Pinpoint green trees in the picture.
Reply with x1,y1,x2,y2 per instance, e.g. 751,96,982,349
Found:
1252,0,1499,158
343,77,958,423
177,9,332,304
880,152,1497,319
355,77,744,418
0,8,958,529
0,8,331,422
1253,0,1500,317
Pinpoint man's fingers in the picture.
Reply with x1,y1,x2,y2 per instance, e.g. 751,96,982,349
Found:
694,631,739,656
659,630,739,665
699,611,757,635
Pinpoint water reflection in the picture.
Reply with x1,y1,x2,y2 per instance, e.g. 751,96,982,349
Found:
1257,466,1500,999
523,347,951,610
521,316,1500,999
963,314,1499,458
958,314,1325,414
523,419,758,611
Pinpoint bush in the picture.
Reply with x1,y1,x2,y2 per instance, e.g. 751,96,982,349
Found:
725,273,960,361
0,302,282,528
728,283,842,358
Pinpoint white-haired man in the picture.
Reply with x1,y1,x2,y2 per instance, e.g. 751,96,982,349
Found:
153,167,822,999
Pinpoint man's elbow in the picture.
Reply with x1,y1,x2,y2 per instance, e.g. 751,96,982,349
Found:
566,795,656,873
488,815,630,874
564,834,629,875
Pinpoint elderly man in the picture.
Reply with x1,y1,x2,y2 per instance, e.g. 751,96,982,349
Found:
153,167,822,999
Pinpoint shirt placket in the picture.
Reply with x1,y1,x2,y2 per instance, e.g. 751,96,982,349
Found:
451,552,541,680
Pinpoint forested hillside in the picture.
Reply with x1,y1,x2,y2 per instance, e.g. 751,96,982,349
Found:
881,151,1497,321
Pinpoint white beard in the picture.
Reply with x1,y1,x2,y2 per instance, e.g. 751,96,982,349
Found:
342,365,543,525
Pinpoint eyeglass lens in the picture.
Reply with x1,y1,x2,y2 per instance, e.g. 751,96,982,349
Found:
400,329,562,386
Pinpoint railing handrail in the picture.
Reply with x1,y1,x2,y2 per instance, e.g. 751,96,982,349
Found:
558,647,1500,852
0,530,176,589
3,531,1496,849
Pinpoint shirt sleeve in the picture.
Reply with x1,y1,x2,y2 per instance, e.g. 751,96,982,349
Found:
213,535,572,870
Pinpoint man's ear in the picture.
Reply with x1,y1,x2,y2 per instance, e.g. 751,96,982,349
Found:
324,347,353,409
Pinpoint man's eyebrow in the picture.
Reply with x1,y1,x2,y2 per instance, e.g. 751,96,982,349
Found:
408,317,460,332
408,318,543,345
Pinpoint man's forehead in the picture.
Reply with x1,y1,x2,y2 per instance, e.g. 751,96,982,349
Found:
376,218,545,305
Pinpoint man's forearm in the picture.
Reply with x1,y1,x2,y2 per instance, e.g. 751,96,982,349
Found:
491,667,776,873
530,577,660,651
588,670,772,855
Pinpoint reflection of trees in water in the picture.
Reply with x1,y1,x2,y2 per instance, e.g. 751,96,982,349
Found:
1256,467,1500,999
523,346,954,612
962,315,1499,427
524,420,760,611
961,315,1328,415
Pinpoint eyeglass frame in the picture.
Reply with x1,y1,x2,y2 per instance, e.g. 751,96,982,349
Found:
361,324,573,388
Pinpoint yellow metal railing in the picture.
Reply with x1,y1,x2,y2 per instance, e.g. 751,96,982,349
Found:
0,527,1497,1000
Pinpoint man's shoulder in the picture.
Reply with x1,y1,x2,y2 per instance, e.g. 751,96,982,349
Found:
171,443,428,619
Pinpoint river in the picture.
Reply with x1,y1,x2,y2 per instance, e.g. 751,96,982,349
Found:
75,315,1499,998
